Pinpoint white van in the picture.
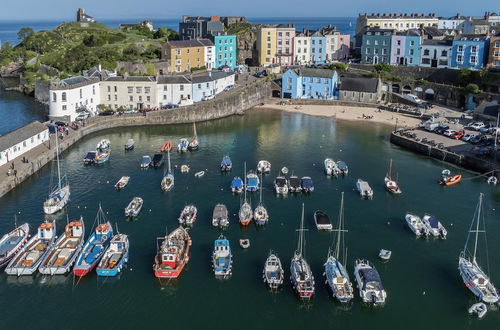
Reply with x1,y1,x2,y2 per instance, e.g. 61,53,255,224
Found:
403,94,423,104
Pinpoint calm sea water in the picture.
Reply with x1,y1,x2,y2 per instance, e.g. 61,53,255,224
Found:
0,17,355,46
0,88,46,135
0,108,499,329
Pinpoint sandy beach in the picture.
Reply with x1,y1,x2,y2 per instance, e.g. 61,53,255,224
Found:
255,102,424,128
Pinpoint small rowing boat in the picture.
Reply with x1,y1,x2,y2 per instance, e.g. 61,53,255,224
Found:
378,249,392,261
124,139,134,151
314,210,332,230
114,176,130,190
160,141,173,152
125,197,143,217
257,160,271,174
239,239,250,249
178,205,197,226
194,171,205,178
438,169,461,186
177,138,188,152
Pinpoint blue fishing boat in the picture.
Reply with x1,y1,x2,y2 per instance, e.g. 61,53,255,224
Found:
73,206,113,277
212,235,232,278
220,156,232,172
96,233,129,277
301,176,314,193
231,177,243,193
246,170,259,192
83,151,96,165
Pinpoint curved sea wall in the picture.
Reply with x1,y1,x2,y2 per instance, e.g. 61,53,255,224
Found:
0,81,271,198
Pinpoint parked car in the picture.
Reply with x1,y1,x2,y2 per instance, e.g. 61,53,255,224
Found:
163,104,179,109
451,130,465,140
443,129,457,137
470,135,484,144
254,70,267,78
123,109,135,114
469,122,486,131
461,133,475,142
223,85,235,91
75,112,90,121
139,108,153,113
201,95,215,101
403,93,424,104
434,125,449,134
99,110,115,116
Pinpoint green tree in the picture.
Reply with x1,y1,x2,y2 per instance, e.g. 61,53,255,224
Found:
465,83,481,94
17,27,34,41
146,62,156,75
374,64,393,73
122,44,141,61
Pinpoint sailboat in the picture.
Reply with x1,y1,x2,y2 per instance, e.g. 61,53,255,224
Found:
324,192,354,302
239,162,253,226
161,151,174,191
290,203,315,299
384,159,402,194
0,216,30,267
254,174,269,225
188,122,199,151
43,135,70,214
458,193,499,304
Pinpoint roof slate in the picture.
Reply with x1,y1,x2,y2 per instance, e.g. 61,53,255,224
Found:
0,121,48,152
339,77,379,93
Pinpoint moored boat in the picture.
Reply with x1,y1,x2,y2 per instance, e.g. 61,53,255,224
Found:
290,204,315,299
178,205,198,226
246,170,259,192
356,179,373,199
281,167,289,175
314,210,333,231
239,162,253,226
324,158,339,176
405,213,429,237
231,176,244,193
300,176,314,193
160,141,173,153
422,214,447,239
289,175,302,193
114,176,130,190
254,176,269,226
212,204,229,228
257,160,271,174
385,159,402,194
458,193,499,304
212,234,232,278
468,303,487,319
154,226,192,279
438,169,462,186
161,151,174,191
354,259,387,304
83,151,97,165
188,122,199,151
96,139,111,152
140,155,152,169
324,192,354,303
95,151,110,164
220,156,232,172
0,221,30,268
336,161,348,175
378,249,392,261
177,138,189,152
39,219,85,275
44,135,70,214
194,171,205,178
263,251,284,290
124,139,134,151
73,206,113,277
239,239,250,249
151,153,165,168
487,175,498,185
124,197,143,217
274,176,289,195
96,233,129,277
5,220,56,276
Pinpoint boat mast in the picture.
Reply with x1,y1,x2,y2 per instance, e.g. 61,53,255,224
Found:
243,162,247,203
259,173,263,205
297,203,306,256
335,192,346,260
167,150,171,175
495,112,499,149
387,159,392,179
472,193,483,264
193,121,197,139
55,133,62,190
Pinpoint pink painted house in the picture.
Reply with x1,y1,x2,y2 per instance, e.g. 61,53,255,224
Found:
390,34,406,65
276,24,295,66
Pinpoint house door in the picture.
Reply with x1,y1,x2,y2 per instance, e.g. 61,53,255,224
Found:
431,59,438,68
137,103,144,110
373,56,379,64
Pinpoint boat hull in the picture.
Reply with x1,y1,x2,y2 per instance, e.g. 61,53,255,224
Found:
43,185,70,215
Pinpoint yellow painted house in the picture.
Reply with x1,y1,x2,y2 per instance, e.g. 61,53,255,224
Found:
162,39,214,73
257,26,277,66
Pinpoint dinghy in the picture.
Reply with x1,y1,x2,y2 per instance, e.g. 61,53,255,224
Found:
95,151,110,164
468,303,487,319
194,171,205,178
487,176,497,185
160,141,173,152
314,210,333,230
114,176,130,190
257,160,271,174
178,205,197,226
124,139,134,151
124,197,143,217
378,249,392,261
438,169,461,186
239,239,250,249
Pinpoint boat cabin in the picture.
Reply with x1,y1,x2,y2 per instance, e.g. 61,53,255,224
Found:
66,221,84,238
96,224,111,237
360,268,384,291
161,245,179,268
38,222,55,240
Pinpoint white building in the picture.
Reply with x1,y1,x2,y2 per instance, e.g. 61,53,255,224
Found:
100,76,157,110
420,40,452,68
157,75,193,107
192,71,235,102
49,77,100,121
205,44,215,70
294,32,311,65
438,17,466,31
0,121,49,167
356,13,438,34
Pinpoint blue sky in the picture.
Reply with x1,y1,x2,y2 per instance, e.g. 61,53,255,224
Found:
0,0,494,20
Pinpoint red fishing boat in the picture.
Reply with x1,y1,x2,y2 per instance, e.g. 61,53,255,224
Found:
153,226,191,278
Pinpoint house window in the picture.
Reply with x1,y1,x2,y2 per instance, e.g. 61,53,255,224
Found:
457,54,463,63
107,86,111,92
114,95,117,101
92,86,95,95
396,49,400,55
176,49,181,55
79,89,82,98
470,55,477,64
129,96,133,101
139,96,142,101
62,105,67,110
128,87,133,93
441,50,447,57
136,87,142,93
114,86,117,92
397,40,401,46
366,40,370,45
145,87,151,94
198,84,201,89
423,49,429,56
374,40,378,46
180,85,184,91
495,41,500,48
409,49,414,56
147,96,151,102
107,95,111,101
471,45,478,53
366,48,370,54
409,58,413,64
457,45,464,52
62,92,66,102
163,85,168,91
410,40,415,46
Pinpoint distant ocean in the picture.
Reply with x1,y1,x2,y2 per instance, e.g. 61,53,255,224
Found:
0,17,355,46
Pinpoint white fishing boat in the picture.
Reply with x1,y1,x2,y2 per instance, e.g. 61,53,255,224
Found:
356,179,373,199
263,251,284,290
125,197,143,217
38,218,85,275
257,160,271,174
212,204,229,228
188,122,199,151
0,220,30,267
384,159,402,194
43,136,70,214
290,204,315,299
274,176,289,195
324,158,339,176
324,192,354,303
254,175,269,226
5,220,56,276
178,138,189,152
405,213,429,237
161,151,174,191
459,193,499,304
114,176,130,190
140,155,151,169
96,139,111,152
178,205,197,226
354,259,387,304
422,214,447,239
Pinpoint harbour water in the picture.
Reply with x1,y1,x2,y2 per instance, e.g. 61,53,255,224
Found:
0,108,499,329
0,88,46,135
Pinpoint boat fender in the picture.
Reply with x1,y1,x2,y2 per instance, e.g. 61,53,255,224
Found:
101,235,107,243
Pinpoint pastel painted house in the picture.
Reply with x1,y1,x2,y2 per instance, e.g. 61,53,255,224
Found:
390,34,406,65
213,34,237,69
390,30,421,66
281,68,338,100
310,31,327,65
450,34,490,70
361,28,394,64
0,121,49,167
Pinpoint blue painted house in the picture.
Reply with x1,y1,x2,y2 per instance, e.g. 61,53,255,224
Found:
213,34,237,69
361,28,394,64
281,68,339,100
404,30,421,67
450,34,490,70
310,31,327,65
